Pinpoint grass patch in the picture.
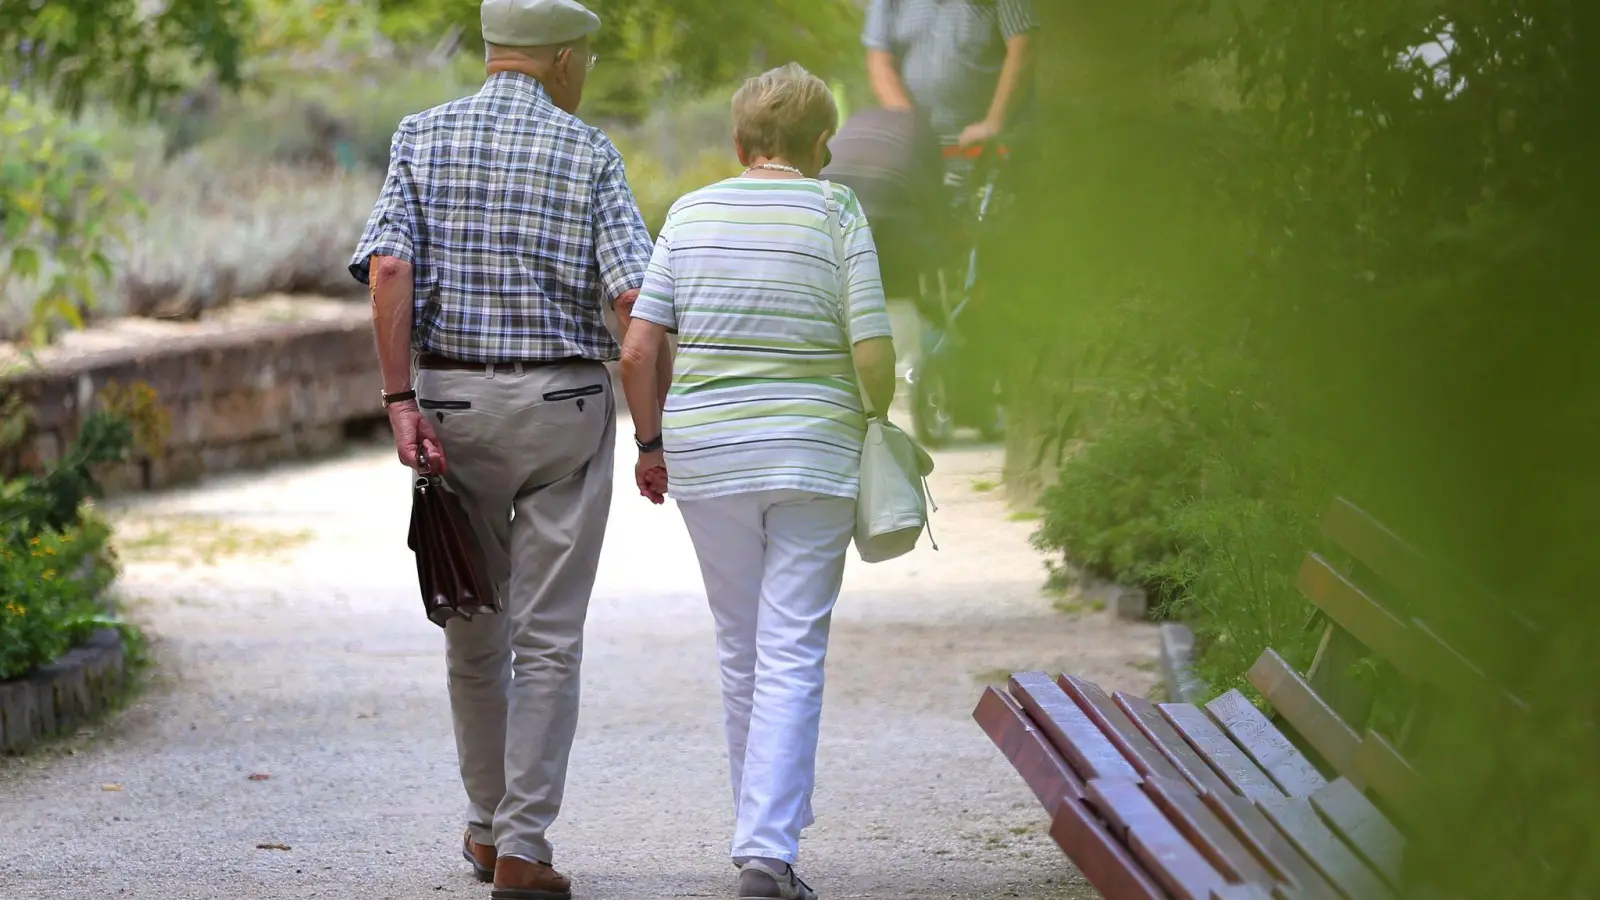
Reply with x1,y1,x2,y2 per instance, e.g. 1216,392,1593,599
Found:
971,667,1015,686
112,515,312,566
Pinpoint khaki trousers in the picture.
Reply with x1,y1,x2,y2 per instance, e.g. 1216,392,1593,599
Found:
416,359,616,865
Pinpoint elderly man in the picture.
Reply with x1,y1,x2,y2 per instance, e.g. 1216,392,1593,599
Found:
863,0,1038,153
348,0,657,896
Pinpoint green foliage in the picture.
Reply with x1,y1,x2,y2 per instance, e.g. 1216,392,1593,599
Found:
0,396,132,681
1032,414,1202,609
374,0,864,120
999,2,1596,896
0,0,255,343
1,411,132,539
0,519,117,681
0,0,253,114
0,89,140,344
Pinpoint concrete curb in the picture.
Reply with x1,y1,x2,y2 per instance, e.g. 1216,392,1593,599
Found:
1159,622,1210,705
0,626,126,753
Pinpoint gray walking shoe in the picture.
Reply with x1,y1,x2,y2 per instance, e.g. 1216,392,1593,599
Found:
737,860,817,900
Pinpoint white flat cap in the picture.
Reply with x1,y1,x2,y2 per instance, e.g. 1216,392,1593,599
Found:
481,0,600,47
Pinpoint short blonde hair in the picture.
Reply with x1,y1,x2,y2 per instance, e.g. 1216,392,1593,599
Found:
731,63,839,162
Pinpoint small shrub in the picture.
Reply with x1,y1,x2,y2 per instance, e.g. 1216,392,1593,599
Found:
0,400,131,681
0,523,117,681
1032,413,1204,614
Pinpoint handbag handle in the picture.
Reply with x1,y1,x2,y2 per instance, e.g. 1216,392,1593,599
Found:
821,181,878,419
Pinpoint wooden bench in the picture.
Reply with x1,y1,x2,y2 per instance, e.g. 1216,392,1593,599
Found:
975,497,1543,899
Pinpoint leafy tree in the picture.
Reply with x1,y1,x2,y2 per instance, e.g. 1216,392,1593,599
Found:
0,0,253,113
376,0,864,118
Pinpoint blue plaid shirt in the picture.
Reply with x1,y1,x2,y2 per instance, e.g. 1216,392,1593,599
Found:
349,72,652,363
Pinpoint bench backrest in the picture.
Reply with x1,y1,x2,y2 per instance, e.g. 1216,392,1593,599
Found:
1247,497,1540,826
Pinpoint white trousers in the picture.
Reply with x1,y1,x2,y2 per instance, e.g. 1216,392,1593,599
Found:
677,488,856,866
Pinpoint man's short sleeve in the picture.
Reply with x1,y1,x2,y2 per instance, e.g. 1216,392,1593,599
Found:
592,148,653,305
349,121,416,285
997,0,1040,40
631,228,677,333
863,0,894,50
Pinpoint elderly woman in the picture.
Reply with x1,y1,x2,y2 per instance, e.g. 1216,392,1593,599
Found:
619,64,897,900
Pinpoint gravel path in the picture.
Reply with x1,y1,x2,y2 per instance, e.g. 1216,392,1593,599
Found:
0,417,1157,899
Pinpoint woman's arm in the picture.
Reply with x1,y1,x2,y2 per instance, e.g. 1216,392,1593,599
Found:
620,320,669,442
853,336,898,416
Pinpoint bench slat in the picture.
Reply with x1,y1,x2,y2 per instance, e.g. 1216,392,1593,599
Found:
1256,796,1397,900
1248,648,1363,778
1321,497,1540,690
1060,674,1189,783
1047,791,1169,900
1296,553,1415,666
1142,775,1280,888
1212,887,1276,900
1304,623,1380,744
1310,777,1406,888
1350,731,1423,826
1405,615,1497,701
1204,791,1346,900
1161,702,1284,801
1116,692,1237,797
972,686,1085,813
1088,778,1232,900
1010,672,1141,783
1207,690,1329,799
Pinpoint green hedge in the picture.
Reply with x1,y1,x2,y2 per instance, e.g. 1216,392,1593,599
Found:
989,4,1596,897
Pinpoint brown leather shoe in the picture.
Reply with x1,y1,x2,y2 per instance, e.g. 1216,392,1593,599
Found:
461,829,495,883
491,855,572,900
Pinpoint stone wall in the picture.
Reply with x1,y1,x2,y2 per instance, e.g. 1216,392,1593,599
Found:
2,303,633,492
3,311,385,491
0,628,126,753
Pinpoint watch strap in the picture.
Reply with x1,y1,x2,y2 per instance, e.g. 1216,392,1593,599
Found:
382,389,417,406
635,433,664,453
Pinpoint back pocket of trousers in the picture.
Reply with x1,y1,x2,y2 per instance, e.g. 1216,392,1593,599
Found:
543,384,606,403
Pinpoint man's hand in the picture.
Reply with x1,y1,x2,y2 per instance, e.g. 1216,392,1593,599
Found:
614,288,641,336
388,400,447,473
635,449,667,504
958,117,1004,150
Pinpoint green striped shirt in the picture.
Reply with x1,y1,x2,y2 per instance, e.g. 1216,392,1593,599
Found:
631,177,894,501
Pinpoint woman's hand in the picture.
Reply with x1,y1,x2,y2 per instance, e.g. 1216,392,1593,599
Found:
635,449,668,504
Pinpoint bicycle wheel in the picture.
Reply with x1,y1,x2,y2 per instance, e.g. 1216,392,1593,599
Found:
911,361,957,448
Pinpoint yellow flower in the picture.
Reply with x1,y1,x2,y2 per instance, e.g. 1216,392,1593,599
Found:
41,569,57,581
4,603,25,617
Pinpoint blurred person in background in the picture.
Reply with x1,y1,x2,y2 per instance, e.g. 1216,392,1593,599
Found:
618,64,898,900
856,0,1038,435
863,0,1038,184
348,0,665,897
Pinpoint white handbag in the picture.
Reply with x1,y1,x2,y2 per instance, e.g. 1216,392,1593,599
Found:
823,182,937,563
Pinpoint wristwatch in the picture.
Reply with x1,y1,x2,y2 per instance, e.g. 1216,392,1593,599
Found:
382,388,417,407
634,433,663,453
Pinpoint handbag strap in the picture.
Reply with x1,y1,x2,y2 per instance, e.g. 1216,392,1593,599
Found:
821,180,877,419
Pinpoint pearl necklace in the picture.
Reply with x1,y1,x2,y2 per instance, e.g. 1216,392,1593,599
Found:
746,162,805,177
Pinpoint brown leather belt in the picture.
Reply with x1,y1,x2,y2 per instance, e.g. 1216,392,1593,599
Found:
417,353,587,373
